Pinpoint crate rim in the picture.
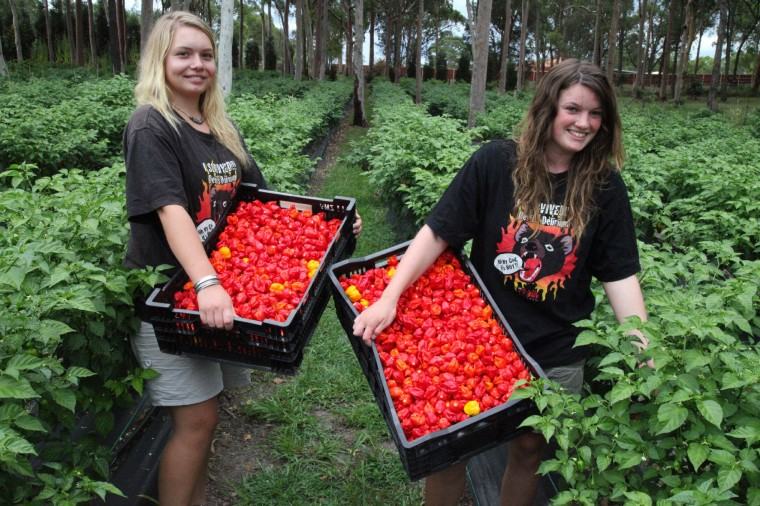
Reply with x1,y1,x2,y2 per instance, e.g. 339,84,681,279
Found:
328,240,547,450
146,185,357,330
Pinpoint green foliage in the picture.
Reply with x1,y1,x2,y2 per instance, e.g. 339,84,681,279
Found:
0,75,135,174
347,82,477,224
0,163,162,503
230,80,353,193
518,243,760,504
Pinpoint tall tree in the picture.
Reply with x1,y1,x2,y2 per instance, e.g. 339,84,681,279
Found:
607,0,621,84
43,0,55,62
658,0,675,100
314,0,326,79
0,35,7,76
8,0,23,61
75,0,85,64
344,0,353,77
219,0,234,95
467,0,493,127
238,0,244,69
106,0,122,73
708,0,727,111
141,0,153,53
516,0,529,93
295,0,304,79
591,0,601,67
260,0,266,69
497,0,512,93
415,0,423,104
633,0,647,97
673,0,694,104
354,0,367,125
87,0,95,65
65,0,75,62
369,8,375,74
720,0,735,101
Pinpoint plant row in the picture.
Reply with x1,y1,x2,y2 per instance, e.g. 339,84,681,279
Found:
229,79,353,193
354,80,760,503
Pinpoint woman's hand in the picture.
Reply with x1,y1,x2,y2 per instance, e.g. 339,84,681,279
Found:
353,211,363,237
353,295,397,345
196,284,236,330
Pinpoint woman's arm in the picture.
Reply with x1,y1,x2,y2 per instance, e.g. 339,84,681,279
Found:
353,225,449,344
158,204,235,330
602,274,650,352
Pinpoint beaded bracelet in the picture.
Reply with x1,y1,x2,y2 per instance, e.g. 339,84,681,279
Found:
194,274,220,293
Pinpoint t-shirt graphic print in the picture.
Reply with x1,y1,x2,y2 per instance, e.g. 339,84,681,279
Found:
195,159,241,242
494,206,579,303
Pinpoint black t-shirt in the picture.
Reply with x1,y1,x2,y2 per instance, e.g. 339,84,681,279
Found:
123,105,265,271
426,140,640,368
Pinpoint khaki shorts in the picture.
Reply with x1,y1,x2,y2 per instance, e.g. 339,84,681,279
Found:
544,360,585,395
130,321,251,407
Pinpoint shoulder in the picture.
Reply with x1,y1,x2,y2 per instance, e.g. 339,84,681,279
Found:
125,105,179,144
464,139,518,180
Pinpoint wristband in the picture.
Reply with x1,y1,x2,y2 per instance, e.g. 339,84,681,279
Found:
194,274,220,293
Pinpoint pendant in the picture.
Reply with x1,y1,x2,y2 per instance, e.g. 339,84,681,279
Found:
189,115,204,125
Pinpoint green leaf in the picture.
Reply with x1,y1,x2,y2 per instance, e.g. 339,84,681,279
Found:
0,376,40,399
596,454,611,472
39,319,75,344
0,266,26,290
682,350,711,372
14,415,46,433
598,352,625,368
709,449,736,467
615,451,642,470
727,425,760,443
6,354,47,372
717,467,742,492
609,383,636,405
518,415,543,429
574,330,604,347
747,488,760,506
697,399,723,428
50,388,76,412
623,491,652,506
66,366,96,380
656,404,688,434
687,443,708,471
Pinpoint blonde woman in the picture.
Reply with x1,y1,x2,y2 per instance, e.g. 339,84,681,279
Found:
353,59,648,506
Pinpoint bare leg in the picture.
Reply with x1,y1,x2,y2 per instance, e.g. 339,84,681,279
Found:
159,397,219,506
424,461,467,506
500,432,546,506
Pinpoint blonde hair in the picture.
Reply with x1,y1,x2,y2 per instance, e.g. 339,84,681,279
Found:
513,59,624,241
135,11,250,167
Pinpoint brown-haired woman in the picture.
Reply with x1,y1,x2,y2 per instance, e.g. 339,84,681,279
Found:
353,59,648,505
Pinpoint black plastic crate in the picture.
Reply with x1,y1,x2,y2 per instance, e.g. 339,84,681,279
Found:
328,241,545,480
144,184,356,374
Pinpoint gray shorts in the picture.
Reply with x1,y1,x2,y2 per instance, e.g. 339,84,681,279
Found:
130,321,251,407
544,360,585,395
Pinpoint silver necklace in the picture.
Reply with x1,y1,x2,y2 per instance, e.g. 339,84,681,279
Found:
173,104,205,125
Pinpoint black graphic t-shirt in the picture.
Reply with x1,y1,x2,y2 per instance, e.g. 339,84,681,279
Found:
124,105,266,271
426,140,640,368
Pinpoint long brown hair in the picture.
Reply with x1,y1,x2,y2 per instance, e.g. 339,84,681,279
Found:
513,59,623,240
135,11,250,167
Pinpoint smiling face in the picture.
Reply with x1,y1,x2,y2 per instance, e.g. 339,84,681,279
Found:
164,25,216,104
545,83,603,172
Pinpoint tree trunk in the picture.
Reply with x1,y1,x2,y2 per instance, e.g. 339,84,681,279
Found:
353,0,367,125
393,14,401,82
115,0,127,70
535,0,542,74
646,7,654,82
693,23,703,75
384,11,391,78
314,0,326,79
295,0,304,79
219,0,233,94
106,0,121,73
65,0,75,62
607,0,620,83
141,0,154,53
468,0,494,127
752,49,760,93
516,0,529,93
8,0,23,61
674,0,693,104
87,0,96,65
238,0,244,69
633,0,646,97
305,1,314,77
345,1,353,77
0,34,8,76
260,2,266,70
733,34,748,79
282,0,292,75
497,0,512,93
592,0,601,67
75,0,85,64
43,0,55,62
707,0,727,111
720,3,734,101
369,9,375,75
658,0,674,100
415,0,423,103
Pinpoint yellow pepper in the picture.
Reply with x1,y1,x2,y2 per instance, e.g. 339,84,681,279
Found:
360,298,369,308
387,267,396,278
307,259,320,271
218,246,232,259
463,400,481,416
269,282,285,293
345,285,362,302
